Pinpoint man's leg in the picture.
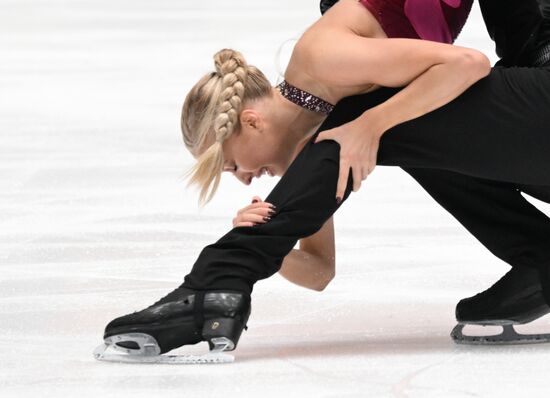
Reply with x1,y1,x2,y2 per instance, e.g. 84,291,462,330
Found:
395,1,550,343
402,168,550,327
444,171,550,342
400,168,550,271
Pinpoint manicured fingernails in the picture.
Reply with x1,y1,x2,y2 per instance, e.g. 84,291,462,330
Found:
263,216,271,222
336,196,342,205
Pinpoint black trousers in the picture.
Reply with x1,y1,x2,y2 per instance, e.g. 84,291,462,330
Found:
181,66,550,296
478,0,543,66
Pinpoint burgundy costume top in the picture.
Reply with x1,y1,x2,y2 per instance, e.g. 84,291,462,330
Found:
359,0,473,43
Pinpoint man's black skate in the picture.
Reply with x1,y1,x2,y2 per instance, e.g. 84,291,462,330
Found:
451,266,550,345
93,286,251,364
529,2,550,67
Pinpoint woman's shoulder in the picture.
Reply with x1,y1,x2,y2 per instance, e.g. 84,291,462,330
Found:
291,0,385,70
314,0,386,38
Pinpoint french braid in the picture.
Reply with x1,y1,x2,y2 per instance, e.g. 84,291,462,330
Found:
181,49,272,207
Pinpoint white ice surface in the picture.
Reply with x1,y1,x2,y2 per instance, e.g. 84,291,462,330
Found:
2,1,550,397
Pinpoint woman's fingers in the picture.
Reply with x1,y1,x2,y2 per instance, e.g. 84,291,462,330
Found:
369,140,379,174
233,201,276,228
234,221,256,227
234,213,272,227
352,164,363,191
239,201,275,214
336,159,350,203
337,158,373,200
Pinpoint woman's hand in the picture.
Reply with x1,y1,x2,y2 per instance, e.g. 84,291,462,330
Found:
232,195,277,228
314,118,382,203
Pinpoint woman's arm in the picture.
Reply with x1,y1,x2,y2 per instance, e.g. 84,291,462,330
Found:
299,28,491,136
278,216,335,291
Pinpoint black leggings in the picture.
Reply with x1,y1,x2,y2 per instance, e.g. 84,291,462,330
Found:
181,66,550,296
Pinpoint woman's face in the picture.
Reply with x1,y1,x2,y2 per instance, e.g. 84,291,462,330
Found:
220,109,295,185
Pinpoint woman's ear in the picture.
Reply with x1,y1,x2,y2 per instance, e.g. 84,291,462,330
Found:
240,109,262,130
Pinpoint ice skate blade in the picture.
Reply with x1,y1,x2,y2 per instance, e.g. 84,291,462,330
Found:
451,323,550,345
93,344,234,364
93,333,234,364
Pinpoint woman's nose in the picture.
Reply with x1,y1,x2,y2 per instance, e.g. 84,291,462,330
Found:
235,170,254,185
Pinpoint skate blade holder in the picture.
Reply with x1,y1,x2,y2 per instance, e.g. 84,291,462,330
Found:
451,323,550,345
93,333,235,364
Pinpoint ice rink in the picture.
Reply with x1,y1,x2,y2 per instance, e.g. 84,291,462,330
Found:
2,1,550,397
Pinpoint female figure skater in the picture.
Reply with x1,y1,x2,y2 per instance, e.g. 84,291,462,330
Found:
95,1,550,363
181,0,485,293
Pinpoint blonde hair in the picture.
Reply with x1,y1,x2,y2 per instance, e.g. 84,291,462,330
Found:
181,49,272,207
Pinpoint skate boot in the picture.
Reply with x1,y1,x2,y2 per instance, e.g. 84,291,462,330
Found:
529,18,550,66
451,266,550,345
93,286,251,364
528,2,550,67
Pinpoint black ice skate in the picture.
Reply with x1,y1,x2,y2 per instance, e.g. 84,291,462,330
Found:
93,286,251,364
451,266,550,345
